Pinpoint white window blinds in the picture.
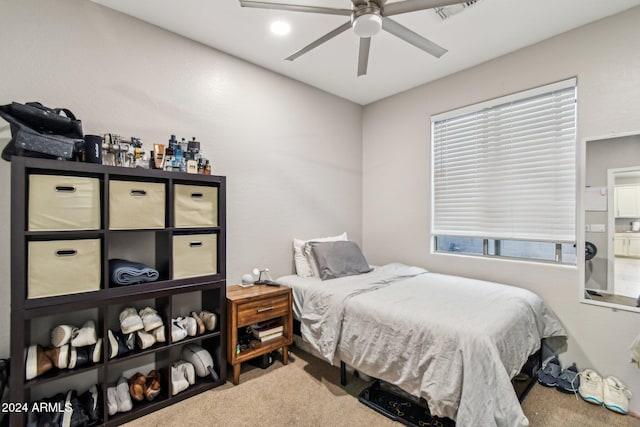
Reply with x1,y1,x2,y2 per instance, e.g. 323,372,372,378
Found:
432,79,577,243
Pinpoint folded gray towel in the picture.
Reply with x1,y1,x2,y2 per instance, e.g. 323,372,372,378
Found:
109,258,159,286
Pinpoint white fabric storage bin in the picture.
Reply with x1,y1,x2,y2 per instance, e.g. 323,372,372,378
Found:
109,180,165,230
28,174,100,231
172,233,217,279
28,239,101,299
174,184,218,228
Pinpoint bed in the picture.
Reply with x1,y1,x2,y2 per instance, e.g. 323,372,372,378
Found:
277,261,566,427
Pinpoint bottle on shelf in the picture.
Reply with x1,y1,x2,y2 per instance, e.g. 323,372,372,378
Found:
204,160,211,175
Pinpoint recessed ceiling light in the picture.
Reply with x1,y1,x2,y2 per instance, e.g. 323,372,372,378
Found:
270,21,291,36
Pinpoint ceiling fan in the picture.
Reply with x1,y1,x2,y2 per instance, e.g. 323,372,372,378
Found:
239,0,467,76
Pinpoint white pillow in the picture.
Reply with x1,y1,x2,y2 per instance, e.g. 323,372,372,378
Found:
293,232,347,277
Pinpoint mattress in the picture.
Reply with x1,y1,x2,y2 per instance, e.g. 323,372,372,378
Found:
277,263,566,427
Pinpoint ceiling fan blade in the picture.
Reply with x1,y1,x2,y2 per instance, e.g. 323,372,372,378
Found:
357,37,371,76
239,1,351,16
382,17,447,58
286,21,352,61
383,0,466,16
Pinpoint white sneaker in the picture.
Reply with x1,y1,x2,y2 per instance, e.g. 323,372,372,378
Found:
176,316,197,337
199,311,217,331
50,325,78,347
171,365,189,396
119,307,144,334
107,386,118,416
116,376,132,412
171,319,187,343
150,326,166,343
603,376,632,414
139,307,164,332
70,320,97,347
174,360,196,385
578,369,604,405
136,330,156,350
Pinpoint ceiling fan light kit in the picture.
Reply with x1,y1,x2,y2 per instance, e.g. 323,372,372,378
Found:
239,0,466,76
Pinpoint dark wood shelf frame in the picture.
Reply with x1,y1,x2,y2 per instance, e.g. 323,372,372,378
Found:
9,157,227,426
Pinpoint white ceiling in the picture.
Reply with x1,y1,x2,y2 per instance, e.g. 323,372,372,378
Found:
91,0,640,105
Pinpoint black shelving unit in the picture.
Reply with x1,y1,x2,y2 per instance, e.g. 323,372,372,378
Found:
9,157,227,426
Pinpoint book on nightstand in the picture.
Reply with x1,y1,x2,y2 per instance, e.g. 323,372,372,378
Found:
251,320,284,338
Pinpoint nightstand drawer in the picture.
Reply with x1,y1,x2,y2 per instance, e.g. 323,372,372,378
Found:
237,294,289,326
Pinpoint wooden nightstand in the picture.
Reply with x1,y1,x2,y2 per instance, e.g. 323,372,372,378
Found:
226,284,293,385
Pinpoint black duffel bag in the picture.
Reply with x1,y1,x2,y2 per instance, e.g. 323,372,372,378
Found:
0,101,84,161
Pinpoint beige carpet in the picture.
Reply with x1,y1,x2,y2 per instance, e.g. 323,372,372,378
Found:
125,348,640,427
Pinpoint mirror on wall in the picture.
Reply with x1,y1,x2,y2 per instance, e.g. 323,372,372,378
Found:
583,134,640,311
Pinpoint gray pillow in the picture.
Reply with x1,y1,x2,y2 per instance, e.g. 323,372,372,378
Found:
309,241,373,281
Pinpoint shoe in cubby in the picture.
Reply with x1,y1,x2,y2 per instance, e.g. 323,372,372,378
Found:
70,319,98,347
119,307,144,334
171,319,187,343
50,324,77,347
139,307,164,332
199,311,217,332
25,344,53,380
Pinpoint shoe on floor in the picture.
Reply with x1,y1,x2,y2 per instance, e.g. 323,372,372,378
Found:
50,325,78,347
139,307,164,332
70,320,97,347
171,365,189,396
119,307,144,334
578,369,604,405
603,376,632,414
199,311,217,331
537,356,561,387
556,363,580,393
25,344,53,380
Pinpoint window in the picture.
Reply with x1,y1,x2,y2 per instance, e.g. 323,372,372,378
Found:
432,79,577,264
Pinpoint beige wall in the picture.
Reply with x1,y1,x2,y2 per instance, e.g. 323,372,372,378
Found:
0,0,362,359
362,7,640,411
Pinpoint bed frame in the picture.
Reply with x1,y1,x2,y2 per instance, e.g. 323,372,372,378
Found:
293,318,541,403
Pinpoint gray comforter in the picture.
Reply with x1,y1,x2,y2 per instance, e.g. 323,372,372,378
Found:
283,263,566,427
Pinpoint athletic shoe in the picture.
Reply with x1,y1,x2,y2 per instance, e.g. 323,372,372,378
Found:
171,365,189,396
119,307,144,334
537,356,561,387
174,360,196,385
70,320,97,347
578,369,604,405
191,311,205,335
61,390,90,427
556,363,580,393
139,307,163,332
106,386,118,416
150,326,166,343
199,311,217,331
603,376,632,414
50,325,77,347
43,344,69,369
78,384,101,425
171,319,188,342
136,330,156,350
176,316,197,337
116,376,132,412
25,344,53,380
